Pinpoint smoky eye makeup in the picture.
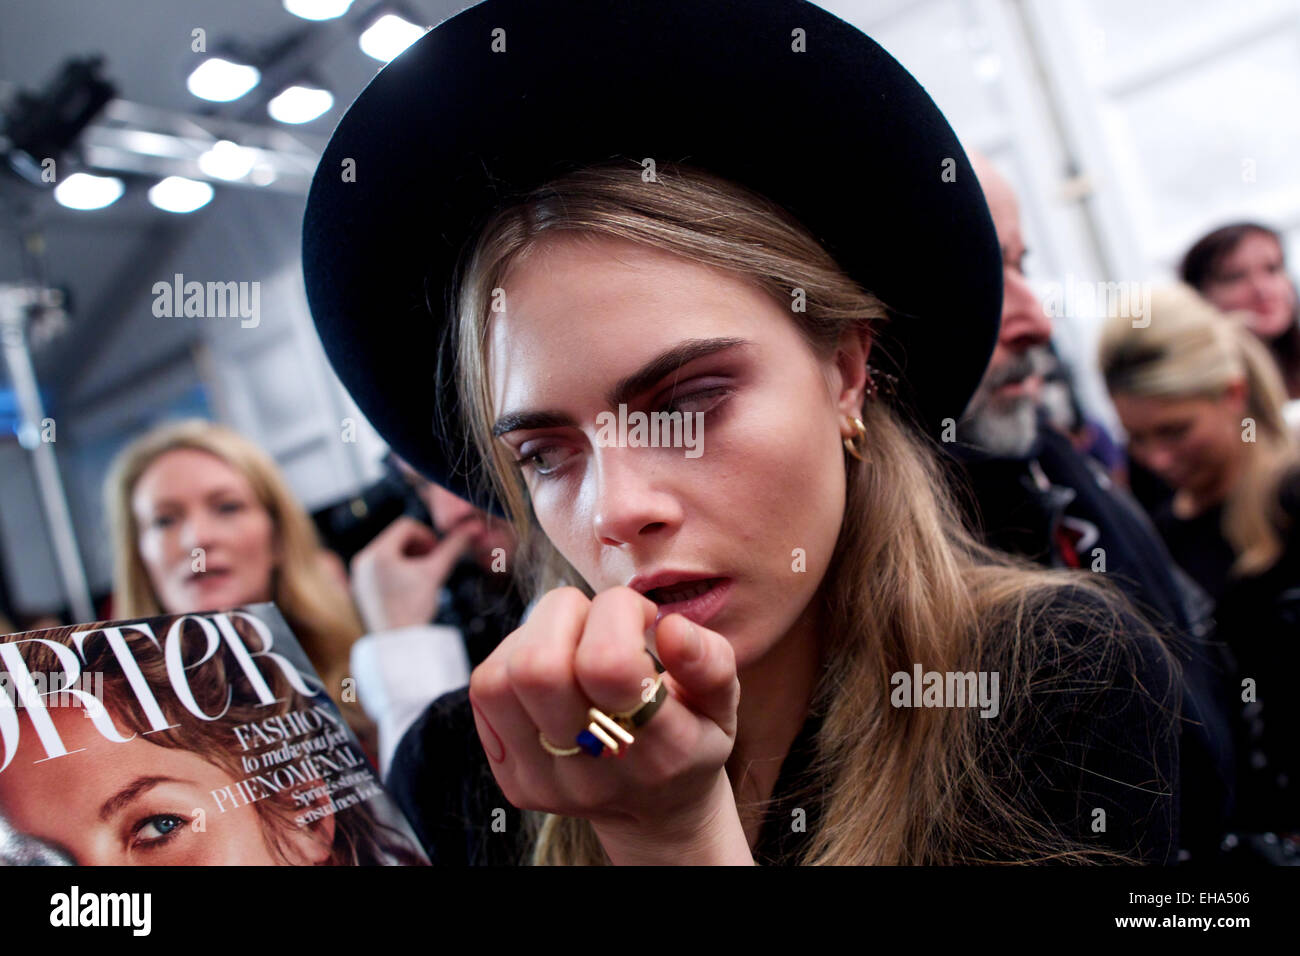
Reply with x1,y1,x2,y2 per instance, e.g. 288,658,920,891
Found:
655,371,736,410
503,345,752,478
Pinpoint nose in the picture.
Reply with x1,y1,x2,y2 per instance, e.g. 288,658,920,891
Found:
178,510,218,554
1248,272,1269,302
1143,445,1176,479
1000,269,1052,351
590,446,683,549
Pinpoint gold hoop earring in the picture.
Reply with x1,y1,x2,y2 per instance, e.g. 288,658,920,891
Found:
843,415,867,462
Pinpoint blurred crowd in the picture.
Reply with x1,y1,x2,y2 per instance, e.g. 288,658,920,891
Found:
2,156,1297,866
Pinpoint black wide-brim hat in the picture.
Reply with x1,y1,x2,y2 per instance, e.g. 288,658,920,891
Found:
304,0,1001,517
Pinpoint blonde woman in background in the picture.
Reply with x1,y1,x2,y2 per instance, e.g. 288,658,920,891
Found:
105,419,377,762
1099,284,1300,607
1100,286,1300,850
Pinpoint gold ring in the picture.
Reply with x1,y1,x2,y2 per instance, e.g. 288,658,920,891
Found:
538,732,581,757
579,707,635,757
614,648,669,729
540,649,669,758
612,672,668,730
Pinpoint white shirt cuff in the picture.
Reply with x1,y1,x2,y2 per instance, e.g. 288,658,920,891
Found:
349,624,472,778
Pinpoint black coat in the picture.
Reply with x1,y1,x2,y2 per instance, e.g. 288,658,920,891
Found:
434,558,526,670
1213,468,1300,838
949,424,1240,861
386,586,1181,866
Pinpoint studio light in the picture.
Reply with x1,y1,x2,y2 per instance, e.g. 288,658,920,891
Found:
359,14,425,62
283,0,355,20
52,172,124,210
2,57,115,186
148,176,214,213
267,85,334,124
186,57,260,102
197,140,258,181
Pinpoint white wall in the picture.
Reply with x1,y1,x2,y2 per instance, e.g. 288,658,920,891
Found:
822,0,1300,433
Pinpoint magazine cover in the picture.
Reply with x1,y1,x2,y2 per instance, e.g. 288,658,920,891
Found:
0,603,428,866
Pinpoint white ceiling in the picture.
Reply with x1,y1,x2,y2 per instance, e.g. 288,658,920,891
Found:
0,0,468,390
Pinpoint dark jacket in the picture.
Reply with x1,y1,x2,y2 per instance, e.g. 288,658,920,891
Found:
386,587,1181,866
1213,467,1300,839
434,558,526,669
949,424,1239,861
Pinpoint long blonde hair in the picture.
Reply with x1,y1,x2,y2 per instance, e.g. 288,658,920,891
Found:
105,420,366,722
1099,283,1300,576
450,160,1179,865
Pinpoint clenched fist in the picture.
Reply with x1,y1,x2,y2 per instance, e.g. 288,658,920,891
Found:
467,586,752,864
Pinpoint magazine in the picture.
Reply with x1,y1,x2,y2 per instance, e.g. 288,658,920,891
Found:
0,603,428,866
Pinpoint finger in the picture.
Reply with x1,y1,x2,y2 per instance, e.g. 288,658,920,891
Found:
574,587,660,716
468,625,565,809
502,587,596,759
349,518,411,572
416,520,480,580
395,519,441,556
652,613,740,737
368,515,438,558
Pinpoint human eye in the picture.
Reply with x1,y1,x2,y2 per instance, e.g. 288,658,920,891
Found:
215,499,246,515
151,513,177,530
514,443,578,478
663,385,732,416
130,813,188,851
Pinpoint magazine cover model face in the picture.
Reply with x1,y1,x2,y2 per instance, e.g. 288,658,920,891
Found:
0,607,428,866
0,703,335,865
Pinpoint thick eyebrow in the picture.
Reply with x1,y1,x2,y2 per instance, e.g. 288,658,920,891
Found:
99,775,190,822
491,337,749,438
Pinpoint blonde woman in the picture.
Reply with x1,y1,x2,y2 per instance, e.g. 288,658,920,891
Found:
305,0,1181,865
1099,284,1300,605
105,419,376,760
1100,286,1300,848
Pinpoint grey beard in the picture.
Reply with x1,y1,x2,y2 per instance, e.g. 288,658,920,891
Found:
957,396,1040,458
